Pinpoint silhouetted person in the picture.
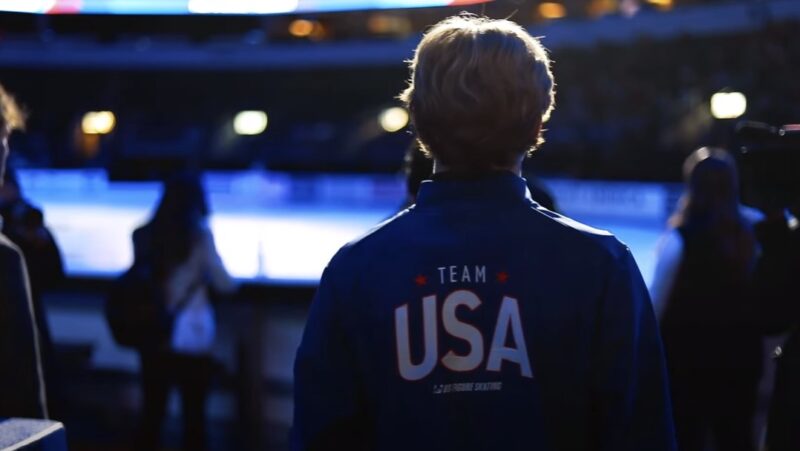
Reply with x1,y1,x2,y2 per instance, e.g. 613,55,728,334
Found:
0,167,64,416
751,204,800,451
0,83,47,419
133,174,236,451
652,147,760,451
293,15,675,451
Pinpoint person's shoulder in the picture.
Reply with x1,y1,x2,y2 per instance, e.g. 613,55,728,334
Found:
195,220,217,245
195,219,213,233
524,204,630,261
325,208,416,270
132,223,150,240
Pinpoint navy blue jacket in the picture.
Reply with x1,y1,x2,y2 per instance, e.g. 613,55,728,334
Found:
293,173,676,451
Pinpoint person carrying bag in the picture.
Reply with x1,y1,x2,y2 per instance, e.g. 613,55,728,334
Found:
106,262,201,351
111,174,236,451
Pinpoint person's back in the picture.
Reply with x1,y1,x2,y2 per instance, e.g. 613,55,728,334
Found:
653,148,760,451
292,15,675,451
661,225,761,372
659,225,762,451
295,172,674,450
132,174,236,451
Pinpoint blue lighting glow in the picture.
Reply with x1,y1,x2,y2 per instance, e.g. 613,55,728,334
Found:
17,169,666,285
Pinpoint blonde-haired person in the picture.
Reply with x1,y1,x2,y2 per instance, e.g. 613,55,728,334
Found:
293,15,675,451
0,83,48,419
399,15,555,174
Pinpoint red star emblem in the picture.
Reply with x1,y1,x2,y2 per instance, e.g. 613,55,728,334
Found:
496,271,509,283
414,274,428,286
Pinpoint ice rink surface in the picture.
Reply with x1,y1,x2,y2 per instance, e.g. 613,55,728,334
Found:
19,169,670,287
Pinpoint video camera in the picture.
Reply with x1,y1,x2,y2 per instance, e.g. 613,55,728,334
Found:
736,121,800,210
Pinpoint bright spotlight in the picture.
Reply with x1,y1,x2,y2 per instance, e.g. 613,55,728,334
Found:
234,111,268,136
645,0,673,8
289,19,315,38
710,92,747,119
81,111,116,135
379,107,409,133
539,2,567,19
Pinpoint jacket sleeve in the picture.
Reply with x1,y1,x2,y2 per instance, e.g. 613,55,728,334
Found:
591,248,676,451
291,252,369,451
0,241,47,419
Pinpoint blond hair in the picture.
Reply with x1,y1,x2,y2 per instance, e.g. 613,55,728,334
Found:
399,14,555,172
0,83,26,132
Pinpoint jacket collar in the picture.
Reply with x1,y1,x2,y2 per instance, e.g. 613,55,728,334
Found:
415,171,532,208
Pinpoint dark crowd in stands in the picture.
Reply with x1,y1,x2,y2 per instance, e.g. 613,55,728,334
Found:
0,20,797,181
539,20,800,179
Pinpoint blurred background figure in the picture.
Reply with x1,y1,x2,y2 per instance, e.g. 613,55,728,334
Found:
651,147,760,451
739,123,800,451
0,167,64,415
133,174,237,451
758,210,800,451
0,168,64,305
0,82,48,419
